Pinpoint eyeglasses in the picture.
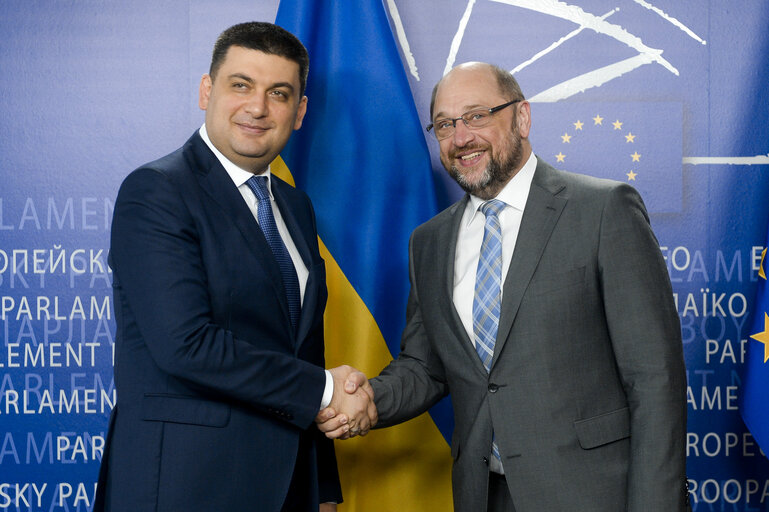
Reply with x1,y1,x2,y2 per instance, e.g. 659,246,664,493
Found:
426,100,522,140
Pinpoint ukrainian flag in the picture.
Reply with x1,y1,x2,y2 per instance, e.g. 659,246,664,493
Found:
274,0,453,509
741,230,769,456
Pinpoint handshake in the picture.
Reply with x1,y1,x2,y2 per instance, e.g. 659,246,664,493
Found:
316,365,377,439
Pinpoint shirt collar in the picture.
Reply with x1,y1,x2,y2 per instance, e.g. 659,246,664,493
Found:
466,151,537,226
199,124,272,199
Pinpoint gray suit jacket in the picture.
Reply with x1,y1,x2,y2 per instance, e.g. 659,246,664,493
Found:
371,158,688,511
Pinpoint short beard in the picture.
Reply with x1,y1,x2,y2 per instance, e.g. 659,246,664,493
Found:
447,129,523,200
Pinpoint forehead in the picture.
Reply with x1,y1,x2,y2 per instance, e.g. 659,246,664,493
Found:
217,46,301,87
433,68,505,117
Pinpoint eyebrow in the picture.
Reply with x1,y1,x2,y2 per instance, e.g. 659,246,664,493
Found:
433,104,487,119
227,73,254,84
226,74,296,93
270,82,296,93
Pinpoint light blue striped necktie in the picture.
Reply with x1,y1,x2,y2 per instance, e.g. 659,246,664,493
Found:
473,199,505,463
246,176,301,332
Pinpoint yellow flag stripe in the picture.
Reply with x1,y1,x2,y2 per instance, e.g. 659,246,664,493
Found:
273,156,453,510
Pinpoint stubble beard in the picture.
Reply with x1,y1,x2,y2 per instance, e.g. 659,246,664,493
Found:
446,129,524,200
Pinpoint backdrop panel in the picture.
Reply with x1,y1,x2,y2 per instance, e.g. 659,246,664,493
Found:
1,1,768,510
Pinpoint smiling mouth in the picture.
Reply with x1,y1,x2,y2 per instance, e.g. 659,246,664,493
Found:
453,149,486,167
460,151,483,160
236,122,269,133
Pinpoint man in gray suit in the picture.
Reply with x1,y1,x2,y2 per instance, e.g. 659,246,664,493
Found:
318,62,688,511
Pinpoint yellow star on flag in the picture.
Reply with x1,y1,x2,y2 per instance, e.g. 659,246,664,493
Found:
750,312,769,363
613,120,623,130
625,132,635,143
593,114,603,125
561,133,572,143
631,151,641,162
760,248,767,280
574,120,584,130
626,170,637,181
556,152,565,162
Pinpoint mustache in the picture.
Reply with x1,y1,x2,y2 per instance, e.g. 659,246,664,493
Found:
448,143,487,159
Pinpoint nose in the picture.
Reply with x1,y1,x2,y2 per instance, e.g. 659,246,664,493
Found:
451,118,475,147
244,93,267,117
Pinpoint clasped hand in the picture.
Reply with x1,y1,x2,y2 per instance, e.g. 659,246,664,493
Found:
316,365,376,439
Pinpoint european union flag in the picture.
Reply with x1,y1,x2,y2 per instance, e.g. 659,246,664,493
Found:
741,230,769,455
529,101,682,213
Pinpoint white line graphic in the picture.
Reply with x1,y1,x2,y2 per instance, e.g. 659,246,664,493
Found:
387,0,420,80
491,0,678,75
633,0,706,45
511,8,618,74
683,155,769,166
444,0,477,76
529,54,656,102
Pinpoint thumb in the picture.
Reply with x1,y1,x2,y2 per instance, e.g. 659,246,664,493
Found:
344,371,367,394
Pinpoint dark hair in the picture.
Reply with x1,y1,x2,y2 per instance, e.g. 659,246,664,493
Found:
429,63,525,119
209,22,309,96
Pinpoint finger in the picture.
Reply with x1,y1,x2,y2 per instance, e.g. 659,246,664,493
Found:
359,380,375,401
314,407,336,424
323,423,350,440
316,414,348,434
349,390,371,427
355,410,371,433
367,400,378,427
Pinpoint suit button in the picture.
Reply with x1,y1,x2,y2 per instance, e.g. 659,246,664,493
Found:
482,457,489,465
488,384,499,393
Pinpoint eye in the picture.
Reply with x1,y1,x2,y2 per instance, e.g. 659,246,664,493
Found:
269,89,289,100
468,111,487,121
435,119,453,130
232,82,248,90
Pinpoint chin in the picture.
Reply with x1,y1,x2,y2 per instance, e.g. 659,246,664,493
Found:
451,166,491,194
463,163,491,181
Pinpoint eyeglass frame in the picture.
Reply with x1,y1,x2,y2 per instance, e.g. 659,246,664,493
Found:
426,99,522,140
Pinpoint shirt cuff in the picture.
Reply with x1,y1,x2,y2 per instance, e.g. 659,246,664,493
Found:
320,370,334,410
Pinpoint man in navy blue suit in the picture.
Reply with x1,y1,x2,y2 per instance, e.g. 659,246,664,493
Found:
95,22,375,512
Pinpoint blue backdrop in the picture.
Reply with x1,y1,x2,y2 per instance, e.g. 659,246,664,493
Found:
1,1,768,510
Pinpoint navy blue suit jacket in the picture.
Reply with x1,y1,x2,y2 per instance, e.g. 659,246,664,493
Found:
95,132,341,511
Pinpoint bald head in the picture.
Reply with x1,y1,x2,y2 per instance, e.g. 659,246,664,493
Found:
429,62,525,120
428,61,532,200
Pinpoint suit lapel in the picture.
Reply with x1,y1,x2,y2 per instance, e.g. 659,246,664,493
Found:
271,180,313,267
492,160,567,369
188,135,293,333
438,196,494,377
271,180,318,349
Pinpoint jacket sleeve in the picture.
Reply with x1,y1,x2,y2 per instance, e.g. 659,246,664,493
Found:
110,167,325,429
370,232,449,426
597,184,688,511
315,427,343,503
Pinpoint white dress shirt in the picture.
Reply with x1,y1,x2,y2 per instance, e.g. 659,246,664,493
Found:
452,152,537,474
199,125,309,302
199,125,333,410
453,151,537,345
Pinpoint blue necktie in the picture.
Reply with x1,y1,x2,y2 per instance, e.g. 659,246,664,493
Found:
473,199,505,463
246,176,301,332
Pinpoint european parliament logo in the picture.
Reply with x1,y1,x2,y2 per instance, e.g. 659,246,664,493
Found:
529,101,682,213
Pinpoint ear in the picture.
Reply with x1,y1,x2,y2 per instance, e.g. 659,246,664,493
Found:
293,95,308,130
516,100,532,139
198,74,212,110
